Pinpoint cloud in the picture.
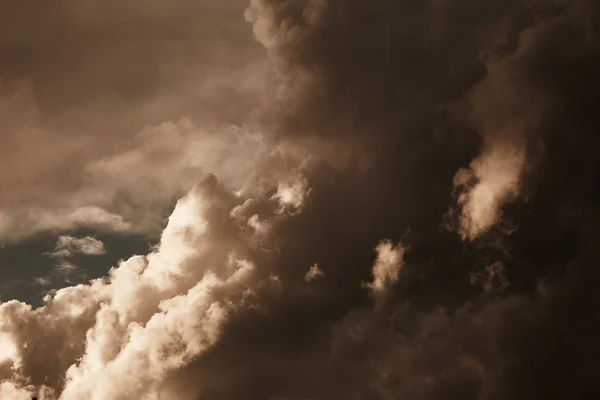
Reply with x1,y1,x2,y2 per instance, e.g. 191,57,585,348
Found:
178,1,600,398
364,241,406,303
0,334,17,365
0,207,134,245
304,264,324,282
0,118,275,243
50,236,106,258
447,1,600,241
0,174,299,398
273,174,311,213
0,111,345,245
0,0,267,244
30,237,107,291
0,382,37,400
2,0,600,399
452,142,526,240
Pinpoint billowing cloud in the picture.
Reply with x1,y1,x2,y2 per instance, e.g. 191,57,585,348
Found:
2,0,600,399
0,174,303,399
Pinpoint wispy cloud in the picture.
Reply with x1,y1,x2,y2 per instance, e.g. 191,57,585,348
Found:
50,236,106,258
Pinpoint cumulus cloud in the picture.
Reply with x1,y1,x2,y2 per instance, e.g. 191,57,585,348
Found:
0,174,299,399
2,0,600,399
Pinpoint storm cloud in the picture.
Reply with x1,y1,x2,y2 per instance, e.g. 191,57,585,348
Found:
1,0,600,399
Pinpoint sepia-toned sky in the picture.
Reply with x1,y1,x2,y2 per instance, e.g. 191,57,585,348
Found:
1,0,600,399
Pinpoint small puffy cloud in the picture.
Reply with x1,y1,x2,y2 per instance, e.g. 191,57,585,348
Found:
453,141,526,241
50,236,106,258
229,199,271,235
364,240,406,303
273,175,311,213
247,214,270,235
304,264,324,282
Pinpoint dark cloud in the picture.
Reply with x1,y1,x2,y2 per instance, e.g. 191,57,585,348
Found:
0,0,261,124
1,0,600,399
185,0,600,398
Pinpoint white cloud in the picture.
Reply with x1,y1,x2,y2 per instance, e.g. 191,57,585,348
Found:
0,333,17,365
0,382,37,400
51,236,106,258
364,240,406,305
453,140,525,241
0,176,301,399
273,174,311,213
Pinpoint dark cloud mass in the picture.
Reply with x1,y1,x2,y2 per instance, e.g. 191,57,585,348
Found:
1,0,600,399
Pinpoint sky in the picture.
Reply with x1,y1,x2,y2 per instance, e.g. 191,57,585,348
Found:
0,0,599,399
